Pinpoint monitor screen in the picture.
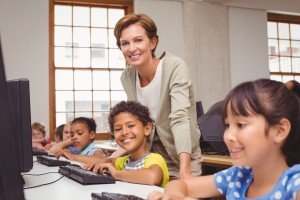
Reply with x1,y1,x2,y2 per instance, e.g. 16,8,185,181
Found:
0,39,25,199
7,78,33,172
198,101,229,155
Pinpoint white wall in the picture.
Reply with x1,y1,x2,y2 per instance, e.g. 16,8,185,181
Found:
228,7,269,87
0,0,49,133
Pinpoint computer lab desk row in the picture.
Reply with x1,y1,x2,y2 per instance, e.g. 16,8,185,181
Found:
23,157,163,200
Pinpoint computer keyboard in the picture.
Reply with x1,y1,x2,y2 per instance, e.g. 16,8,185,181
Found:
59,164,116,185
37,155,71,166
32,147,48,156
91,192,144,200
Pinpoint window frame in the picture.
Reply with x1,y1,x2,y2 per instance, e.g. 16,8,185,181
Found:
49,0,133,140
267,13,300,81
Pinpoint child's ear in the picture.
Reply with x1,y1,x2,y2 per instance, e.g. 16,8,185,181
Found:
273,118,291,144
145,122,153,136
89,131,96,140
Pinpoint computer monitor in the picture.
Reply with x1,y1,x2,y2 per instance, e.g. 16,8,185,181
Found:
198,101,229,155
7,78,33,172
0,39,25,199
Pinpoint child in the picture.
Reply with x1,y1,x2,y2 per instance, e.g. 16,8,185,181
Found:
54,117,106,164
32,122,51,150
148,79,300,199
84,100,169,187
54,124,65,143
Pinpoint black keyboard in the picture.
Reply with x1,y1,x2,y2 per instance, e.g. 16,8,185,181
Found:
37,155,71,166
59,164,116,185
32,147,48,156
91,192,144,200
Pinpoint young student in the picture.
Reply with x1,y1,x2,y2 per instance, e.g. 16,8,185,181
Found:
53,117,106,164
148,79,300,199
54,124,65,143
84,100,169,187
32,122,51,150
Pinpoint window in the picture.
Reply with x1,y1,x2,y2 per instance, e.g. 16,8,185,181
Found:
267,13,300,82
49,0,133,140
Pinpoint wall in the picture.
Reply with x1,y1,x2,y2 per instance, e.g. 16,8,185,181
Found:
0,0,49,133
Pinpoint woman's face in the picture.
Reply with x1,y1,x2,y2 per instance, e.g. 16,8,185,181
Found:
119,24,157,68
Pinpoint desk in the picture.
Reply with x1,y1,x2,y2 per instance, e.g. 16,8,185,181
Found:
95,140,119,156
23,157,163,200
201,154,232,175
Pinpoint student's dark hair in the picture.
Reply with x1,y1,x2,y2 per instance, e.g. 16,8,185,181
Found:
108,100,153,133
55,124,65,141
71,117,97,132
222,78,300,166
114,13,159,57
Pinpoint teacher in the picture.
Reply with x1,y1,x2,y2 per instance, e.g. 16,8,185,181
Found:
113,13,202,179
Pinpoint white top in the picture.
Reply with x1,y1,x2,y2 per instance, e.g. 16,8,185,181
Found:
136,58,163,121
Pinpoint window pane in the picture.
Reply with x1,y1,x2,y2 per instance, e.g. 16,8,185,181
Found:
280,57,291,72
55,5,72,26
74,70,92,90
55,26,72,46
73,6,90,27
279,40,291,56
55,70,73,90
292,57,300,72
56,91,74,112
91,48,108,68
55,47,72,67
278,23,290,39
108,28,117,48
109,49,126,68
93,91,110,111
282,75,294,83
295,76,300,82
93,71,109,90
91,28,108,48
91,8,107,27
267,22,277,38
73,27,90,47
75,112,92,118
110,71,123,90
73,48,90,67
269,56,280,72
75,91,92,111
108,9,124,28
270,75,282,82
268,39,278,56
94,112,109,132
291,41,300,56
111,91,127,106
291,24,300,40
56,112,74,126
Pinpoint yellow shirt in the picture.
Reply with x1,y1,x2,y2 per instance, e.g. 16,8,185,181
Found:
115,153,169,187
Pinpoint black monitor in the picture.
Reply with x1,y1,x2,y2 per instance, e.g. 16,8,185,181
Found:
7,78,33,172
0,38,26,199
198,101,229,156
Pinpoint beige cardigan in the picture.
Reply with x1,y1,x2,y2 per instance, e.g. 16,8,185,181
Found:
121,52,202,173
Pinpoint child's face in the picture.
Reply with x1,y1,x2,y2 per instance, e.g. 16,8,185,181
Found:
32,129,44,139
113,112,151,155
223,108,277,167
70,122,95,151
63,124,71,140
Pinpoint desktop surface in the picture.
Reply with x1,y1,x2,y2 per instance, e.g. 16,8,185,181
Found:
23,157,163,200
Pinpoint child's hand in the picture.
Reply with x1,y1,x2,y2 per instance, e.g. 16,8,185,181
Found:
93,163,117,176
60,149,74,160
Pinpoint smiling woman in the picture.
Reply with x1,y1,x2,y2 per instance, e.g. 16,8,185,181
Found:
112,13,202,179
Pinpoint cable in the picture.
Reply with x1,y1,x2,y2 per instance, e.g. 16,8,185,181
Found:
23,172,58,176
23,175,65,189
